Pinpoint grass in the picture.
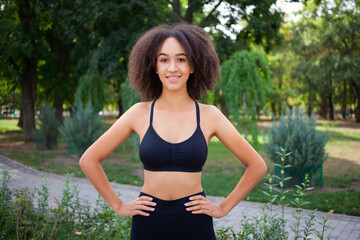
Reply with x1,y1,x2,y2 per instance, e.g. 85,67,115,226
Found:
0,117,359,216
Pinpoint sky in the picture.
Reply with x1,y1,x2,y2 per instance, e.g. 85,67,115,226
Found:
277,0,304,22
204,0,304,39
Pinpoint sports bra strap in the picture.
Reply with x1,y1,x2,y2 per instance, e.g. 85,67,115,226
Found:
149,100,156,125
195,101,200,126
149,99,200,126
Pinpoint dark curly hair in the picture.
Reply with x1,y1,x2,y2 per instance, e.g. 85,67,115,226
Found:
129,23,220,101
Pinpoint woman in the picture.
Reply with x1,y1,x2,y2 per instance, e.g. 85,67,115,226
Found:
79,23,267,240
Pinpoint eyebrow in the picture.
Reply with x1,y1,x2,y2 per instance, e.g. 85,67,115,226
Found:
158,53,187,57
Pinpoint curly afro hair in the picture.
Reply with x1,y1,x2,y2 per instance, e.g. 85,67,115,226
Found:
128,23,220,101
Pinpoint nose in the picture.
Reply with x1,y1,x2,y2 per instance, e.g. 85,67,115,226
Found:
168,60,177,72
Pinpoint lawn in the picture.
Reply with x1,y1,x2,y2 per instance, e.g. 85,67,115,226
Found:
0,117,359,216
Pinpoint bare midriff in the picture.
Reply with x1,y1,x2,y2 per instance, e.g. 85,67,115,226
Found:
141,170,203,200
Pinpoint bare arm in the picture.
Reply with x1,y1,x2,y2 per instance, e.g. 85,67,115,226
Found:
186,106,267,218
79,103,155,216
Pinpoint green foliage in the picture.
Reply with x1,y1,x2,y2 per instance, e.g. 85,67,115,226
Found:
120,79,141,112
221,48,271,148
35,103,60,150
265,109,329,168
59,100,103,156
265,109,329,186
215,151,330,239
0,168,131,239
75,73,106,113
120,79,141,154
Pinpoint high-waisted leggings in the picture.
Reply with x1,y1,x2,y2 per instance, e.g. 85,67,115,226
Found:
130,191,216,240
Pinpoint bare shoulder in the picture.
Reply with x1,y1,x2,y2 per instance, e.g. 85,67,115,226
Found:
198,103,224,121
119,101,152,119
112,101,151,128
198,103,227,138
126,101,151,116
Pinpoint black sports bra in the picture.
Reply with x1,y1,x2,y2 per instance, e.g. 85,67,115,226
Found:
139,100,208,172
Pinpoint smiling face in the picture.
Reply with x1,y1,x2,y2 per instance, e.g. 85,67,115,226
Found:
156,37,193,94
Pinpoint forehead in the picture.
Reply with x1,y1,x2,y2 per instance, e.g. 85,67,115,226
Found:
158,37,187,55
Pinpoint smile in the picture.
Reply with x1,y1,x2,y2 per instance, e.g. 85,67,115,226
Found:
167,76,181,82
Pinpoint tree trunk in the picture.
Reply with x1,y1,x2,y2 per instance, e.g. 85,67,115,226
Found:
54,91,64,125
328,74,334,120
322,95,328,119
17,0,38,142
172,0,182,22
18,102,24,128
271,102,276,120
341,79,347,119
20,59,37,142
328,92,334,120
307,78,313,116
53,44,71,125
353,81,360,123
185,0,193,23
278,74,283,117
117,97,124,118
220,98,229,118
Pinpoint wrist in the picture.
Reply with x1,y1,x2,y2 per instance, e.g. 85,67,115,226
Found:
219,202,230,216
110,198,124,213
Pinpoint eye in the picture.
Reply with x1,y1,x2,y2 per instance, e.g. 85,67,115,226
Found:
178,58,186,62
159,58,168,63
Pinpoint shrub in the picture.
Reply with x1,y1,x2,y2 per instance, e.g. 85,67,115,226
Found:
35,103,59,150
215,149,330,240
59,100,103,156
264,108,329,186
0,168,131,239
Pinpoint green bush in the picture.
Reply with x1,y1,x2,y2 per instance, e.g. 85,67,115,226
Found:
59,100,103,156
264,108,329,186
35,103,59,150
0,168,131,239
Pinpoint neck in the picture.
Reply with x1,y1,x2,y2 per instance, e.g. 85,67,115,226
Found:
157,89,194,110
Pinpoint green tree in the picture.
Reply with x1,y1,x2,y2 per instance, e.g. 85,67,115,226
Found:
319,0,360,121
0,0,50,142
75,0,172,116
288,10,322,116
288,0,360,121
221,48,271,148
168,0,306,52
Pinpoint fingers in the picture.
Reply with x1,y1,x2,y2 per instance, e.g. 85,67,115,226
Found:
135,196,156,215
184,195,224,217
136,196,157,207
184,195,210,213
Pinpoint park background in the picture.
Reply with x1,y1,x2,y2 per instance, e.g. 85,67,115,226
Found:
0,0,359,237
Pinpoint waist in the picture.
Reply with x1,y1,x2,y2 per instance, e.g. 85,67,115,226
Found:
139,191,206,206
142,170,202,200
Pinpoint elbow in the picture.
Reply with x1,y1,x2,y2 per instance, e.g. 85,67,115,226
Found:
79,151,88,169
260,161,267,176
263,162,268,175
79,156,85,169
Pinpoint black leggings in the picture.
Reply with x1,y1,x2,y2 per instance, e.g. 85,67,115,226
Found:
130,192,216,240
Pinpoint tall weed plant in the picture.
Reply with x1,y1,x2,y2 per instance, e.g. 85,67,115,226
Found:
0,168,131,240
216,148,330,240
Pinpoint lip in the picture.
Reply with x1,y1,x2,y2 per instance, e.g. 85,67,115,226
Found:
166,75,181,82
